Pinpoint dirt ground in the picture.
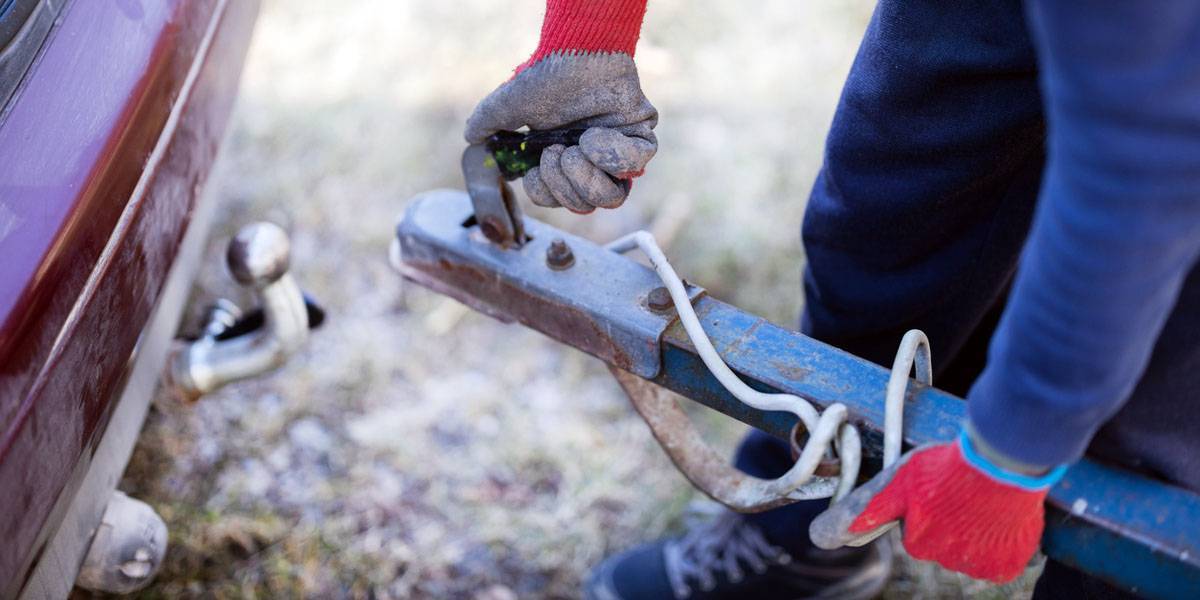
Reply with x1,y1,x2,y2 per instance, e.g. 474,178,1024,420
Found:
113,1,1038,597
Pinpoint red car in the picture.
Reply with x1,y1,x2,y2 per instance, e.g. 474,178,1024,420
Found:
0,1,314,595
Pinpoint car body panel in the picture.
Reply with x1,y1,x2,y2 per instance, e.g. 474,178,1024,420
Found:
0,0,259,591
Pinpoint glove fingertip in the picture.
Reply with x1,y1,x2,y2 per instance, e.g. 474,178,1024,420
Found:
464,85,518,144
809,450,921,549
464,130,486,145
463,119,488,145
539,145,593,213
523,168,561,208
849,487,906,533
579,127,657,177
560,146,627,210
464,111,502,145
809,510,856,550
851,451,931,536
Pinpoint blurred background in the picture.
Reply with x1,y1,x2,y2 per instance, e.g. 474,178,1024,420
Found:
112,0,1035,597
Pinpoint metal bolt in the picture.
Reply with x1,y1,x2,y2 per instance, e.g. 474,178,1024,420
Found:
546,238,575,270
479,217,505,245
647,286,673,313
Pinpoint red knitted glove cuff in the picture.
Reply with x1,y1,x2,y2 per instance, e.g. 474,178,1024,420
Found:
519,0,649,72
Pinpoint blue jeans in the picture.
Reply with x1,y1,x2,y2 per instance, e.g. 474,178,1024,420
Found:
735,0,1200,597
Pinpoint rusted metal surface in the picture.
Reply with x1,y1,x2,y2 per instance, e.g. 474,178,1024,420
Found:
545,238,575,270
395,194,1200,597
396,190,705,378
462,143,525,248
657,300,952,453
611,366,837,513
790,426,842,478
654,298,1200,596
646,286,673,313
0,0,259,591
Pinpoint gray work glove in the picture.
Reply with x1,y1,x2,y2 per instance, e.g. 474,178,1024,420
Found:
465,53,658,213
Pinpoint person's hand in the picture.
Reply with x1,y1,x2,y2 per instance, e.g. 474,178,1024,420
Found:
810,430,1067,583
464,53,658,213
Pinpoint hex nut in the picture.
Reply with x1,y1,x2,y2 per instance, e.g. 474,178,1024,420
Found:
647,286,674,313
546,238,575,270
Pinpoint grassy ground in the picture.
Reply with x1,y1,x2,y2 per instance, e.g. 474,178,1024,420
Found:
111,1,1038,597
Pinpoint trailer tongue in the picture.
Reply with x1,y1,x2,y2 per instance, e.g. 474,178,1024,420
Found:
393,136,1200,598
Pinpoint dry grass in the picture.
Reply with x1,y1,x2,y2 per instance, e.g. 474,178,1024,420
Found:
111,0,1036,597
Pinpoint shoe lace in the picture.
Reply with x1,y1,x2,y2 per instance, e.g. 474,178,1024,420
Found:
663,513,791,599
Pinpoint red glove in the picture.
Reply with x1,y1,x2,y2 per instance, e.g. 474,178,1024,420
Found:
810,430,1067,583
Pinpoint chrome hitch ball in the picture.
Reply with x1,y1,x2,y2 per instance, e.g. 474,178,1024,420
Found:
168,222,314,400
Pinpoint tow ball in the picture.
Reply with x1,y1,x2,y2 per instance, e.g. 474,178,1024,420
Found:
168,222,324,400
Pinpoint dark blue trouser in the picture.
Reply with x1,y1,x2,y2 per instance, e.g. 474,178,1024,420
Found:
733,0,1200,597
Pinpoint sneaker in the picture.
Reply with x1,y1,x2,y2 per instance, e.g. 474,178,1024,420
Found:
584,511,892,600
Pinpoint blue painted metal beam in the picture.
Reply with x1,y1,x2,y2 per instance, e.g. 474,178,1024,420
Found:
396,190,1200,599
651,298,1200,599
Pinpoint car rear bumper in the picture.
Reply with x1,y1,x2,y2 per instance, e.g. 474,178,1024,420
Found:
0,0,260,592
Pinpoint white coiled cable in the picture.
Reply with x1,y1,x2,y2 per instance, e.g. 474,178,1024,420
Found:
607,230,931,524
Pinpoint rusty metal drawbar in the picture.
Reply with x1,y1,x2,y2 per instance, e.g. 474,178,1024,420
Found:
394,189,1200,600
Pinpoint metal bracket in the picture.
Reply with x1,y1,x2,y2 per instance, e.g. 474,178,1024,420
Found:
394,189,1200,599
395,190,703,379
611,366,839,512
462,144,526,248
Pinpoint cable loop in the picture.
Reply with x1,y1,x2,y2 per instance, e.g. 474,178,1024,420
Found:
607,231,931,528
